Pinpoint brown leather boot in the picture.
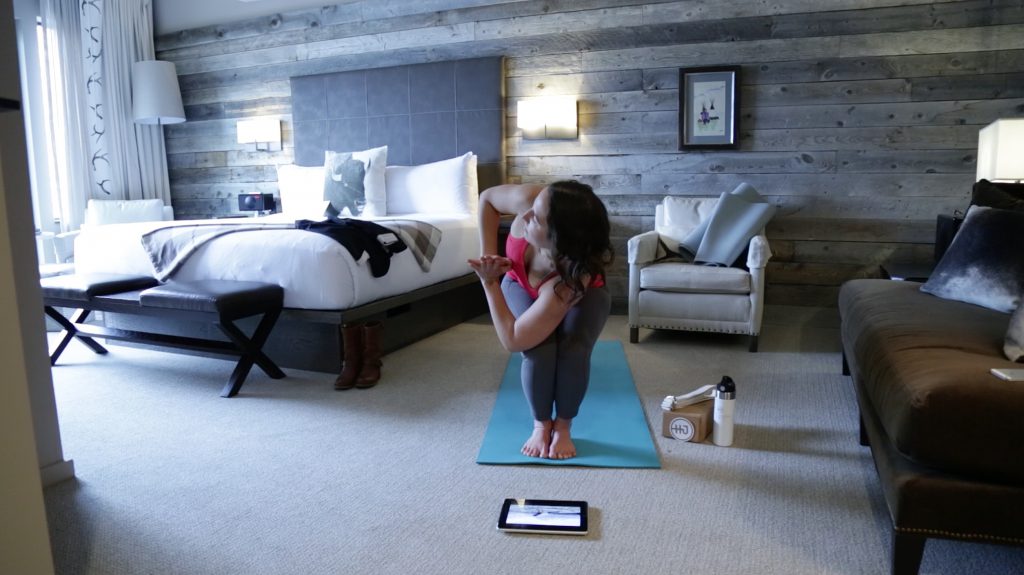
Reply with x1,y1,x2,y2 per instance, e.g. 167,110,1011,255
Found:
334,323,363,390
355,321,383,388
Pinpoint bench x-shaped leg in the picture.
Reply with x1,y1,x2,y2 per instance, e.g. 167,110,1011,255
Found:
216,308,285,398
44,306,108,365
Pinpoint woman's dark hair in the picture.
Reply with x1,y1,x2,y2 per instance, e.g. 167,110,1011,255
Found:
546,180,614,296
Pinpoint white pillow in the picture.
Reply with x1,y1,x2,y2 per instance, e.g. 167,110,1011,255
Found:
385,152,478,215
84,199,165,227
324,145,387,217
276,164,329,219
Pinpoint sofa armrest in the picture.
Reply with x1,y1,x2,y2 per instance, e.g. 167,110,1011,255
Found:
628,230,661,265
745,231,772,269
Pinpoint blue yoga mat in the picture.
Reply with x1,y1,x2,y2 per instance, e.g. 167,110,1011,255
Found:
476,340,660,468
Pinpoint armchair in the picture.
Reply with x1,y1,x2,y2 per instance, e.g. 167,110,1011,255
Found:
627,196,772,352
47,199,173,274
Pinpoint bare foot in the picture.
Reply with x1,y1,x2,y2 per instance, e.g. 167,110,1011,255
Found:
548,418,576,460
522,420,553,458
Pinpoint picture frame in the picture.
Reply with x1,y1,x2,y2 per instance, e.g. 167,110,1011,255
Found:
679,66,740,150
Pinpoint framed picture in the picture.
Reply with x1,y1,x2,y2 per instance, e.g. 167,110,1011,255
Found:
679,66,740,150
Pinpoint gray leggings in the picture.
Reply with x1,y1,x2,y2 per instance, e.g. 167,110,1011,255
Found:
501,275,611,421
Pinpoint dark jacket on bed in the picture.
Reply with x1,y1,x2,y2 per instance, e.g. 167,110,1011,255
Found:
295,218,407,278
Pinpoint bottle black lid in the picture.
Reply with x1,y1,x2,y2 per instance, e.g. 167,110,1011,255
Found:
717,376,736,398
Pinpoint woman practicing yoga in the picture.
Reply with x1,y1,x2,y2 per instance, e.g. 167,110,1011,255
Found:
469,180,613,459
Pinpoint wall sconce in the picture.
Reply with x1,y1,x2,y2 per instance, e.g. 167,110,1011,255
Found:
237,117,281,151
517,96,578,140
977,118,1024,183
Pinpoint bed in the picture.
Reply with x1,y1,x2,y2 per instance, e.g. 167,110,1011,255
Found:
73,56,505,373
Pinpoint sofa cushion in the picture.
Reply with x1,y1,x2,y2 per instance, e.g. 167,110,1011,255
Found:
920,205,1024,313
1005,303,1024,362
840,279,1024,483
639,262,750,294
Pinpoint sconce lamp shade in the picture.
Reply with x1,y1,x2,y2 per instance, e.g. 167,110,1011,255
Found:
517,96,578,140
132,60,185,125
236,117,282,151
977,118,1024,182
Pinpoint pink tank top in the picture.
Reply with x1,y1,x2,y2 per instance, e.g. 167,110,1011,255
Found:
504,234,603,300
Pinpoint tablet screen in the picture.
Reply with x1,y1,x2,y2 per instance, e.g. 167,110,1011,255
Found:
497,499,588,535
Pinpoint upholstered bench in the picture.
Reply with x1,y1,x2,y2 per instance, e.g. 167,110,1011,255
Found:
42,273,285,397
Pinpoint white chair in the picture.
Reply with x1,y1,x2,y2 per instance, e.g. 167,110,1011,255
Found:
627,196,772,352
82,198,174,227
42,199,174,275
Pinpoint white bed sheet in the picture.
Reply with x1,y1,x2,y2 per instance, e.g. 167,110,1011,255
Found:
73,213,479,310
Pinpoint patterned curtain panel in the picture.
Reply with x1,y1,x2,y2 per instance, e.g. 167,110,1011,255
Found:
79,0,112,197
102,0,171,205
39,0,170,230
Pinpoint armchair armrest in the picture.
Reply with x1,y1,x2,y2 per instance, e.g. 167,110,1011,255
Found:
53,230,80,263
745,232,772,269
628,230,661,265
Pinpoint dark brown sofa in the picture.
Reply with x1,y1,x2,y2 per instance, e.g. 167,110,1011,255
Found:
839,279,1024,575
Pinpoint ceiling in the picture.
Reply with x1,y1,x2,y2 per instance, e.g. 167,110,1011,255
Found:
154,0,335,35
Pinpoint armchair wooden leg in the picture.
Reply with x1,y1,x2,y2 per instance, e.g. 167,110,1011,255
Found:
748,334,758,352
891,532,926,575
629,327,638,343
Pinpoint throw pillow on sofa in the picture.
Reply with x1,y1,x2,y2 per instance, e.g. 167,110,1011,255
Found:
971,179,1024,212
920,205,1024,313
1006,304,1024,362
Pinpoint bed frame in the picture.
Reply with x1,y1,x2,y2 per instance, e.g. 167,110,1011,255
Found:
109,57,505,374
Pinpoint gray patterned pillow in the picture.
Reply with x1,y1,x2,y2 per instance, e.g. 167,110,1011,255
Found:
920,205,1024,313
1006,304,1024,362
323,151,367,216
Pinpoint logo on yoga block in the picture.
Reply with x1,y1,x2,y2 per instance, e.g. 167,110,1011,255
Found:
669,417,695,441
661,401,712,443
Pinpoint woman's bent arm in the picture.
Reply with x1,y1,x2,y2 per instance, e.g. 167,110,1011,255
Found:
478,184,543,255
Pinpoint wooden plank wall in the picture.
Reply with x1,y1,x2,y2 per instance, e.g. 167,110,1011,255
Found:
155,0,1024,308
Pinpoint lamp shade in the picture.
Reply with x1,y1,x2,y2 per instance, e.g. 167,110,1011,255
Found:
977,118,1024,182
517,96,577,140
132,60,185,125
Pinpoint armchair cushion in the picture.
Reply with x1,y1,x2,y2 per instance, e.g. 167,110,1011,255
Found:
84,199,166,226
638,291,752,323
640,263,750,294
656,197,716,252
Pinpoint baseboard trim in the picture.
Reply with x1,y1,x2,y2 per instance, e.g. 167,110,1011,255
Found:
39,459,75,487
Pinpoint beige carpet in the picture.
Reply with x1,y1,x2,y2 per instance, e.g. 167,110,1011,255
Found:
43,309,1024,574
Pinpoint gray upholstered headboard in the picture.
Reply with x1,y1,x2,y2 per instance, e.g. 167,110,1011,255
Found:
289,57,505,192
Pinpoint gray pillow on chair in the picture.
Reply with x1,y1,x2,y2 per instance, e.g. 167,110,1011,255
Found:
920,205,1024,313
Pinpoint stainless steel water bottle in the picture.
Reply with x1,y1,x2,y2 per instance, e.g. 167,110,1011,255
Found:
713,376,736,446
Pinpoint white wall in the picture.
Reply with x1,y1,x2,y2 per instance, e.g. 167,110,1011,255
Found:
0,112,57,573
1,0,70,570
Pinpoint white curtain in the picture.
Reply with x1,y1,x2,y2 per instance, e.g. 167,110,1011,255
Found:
102,0,171,204
39,0,93,232
38,0,171,232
